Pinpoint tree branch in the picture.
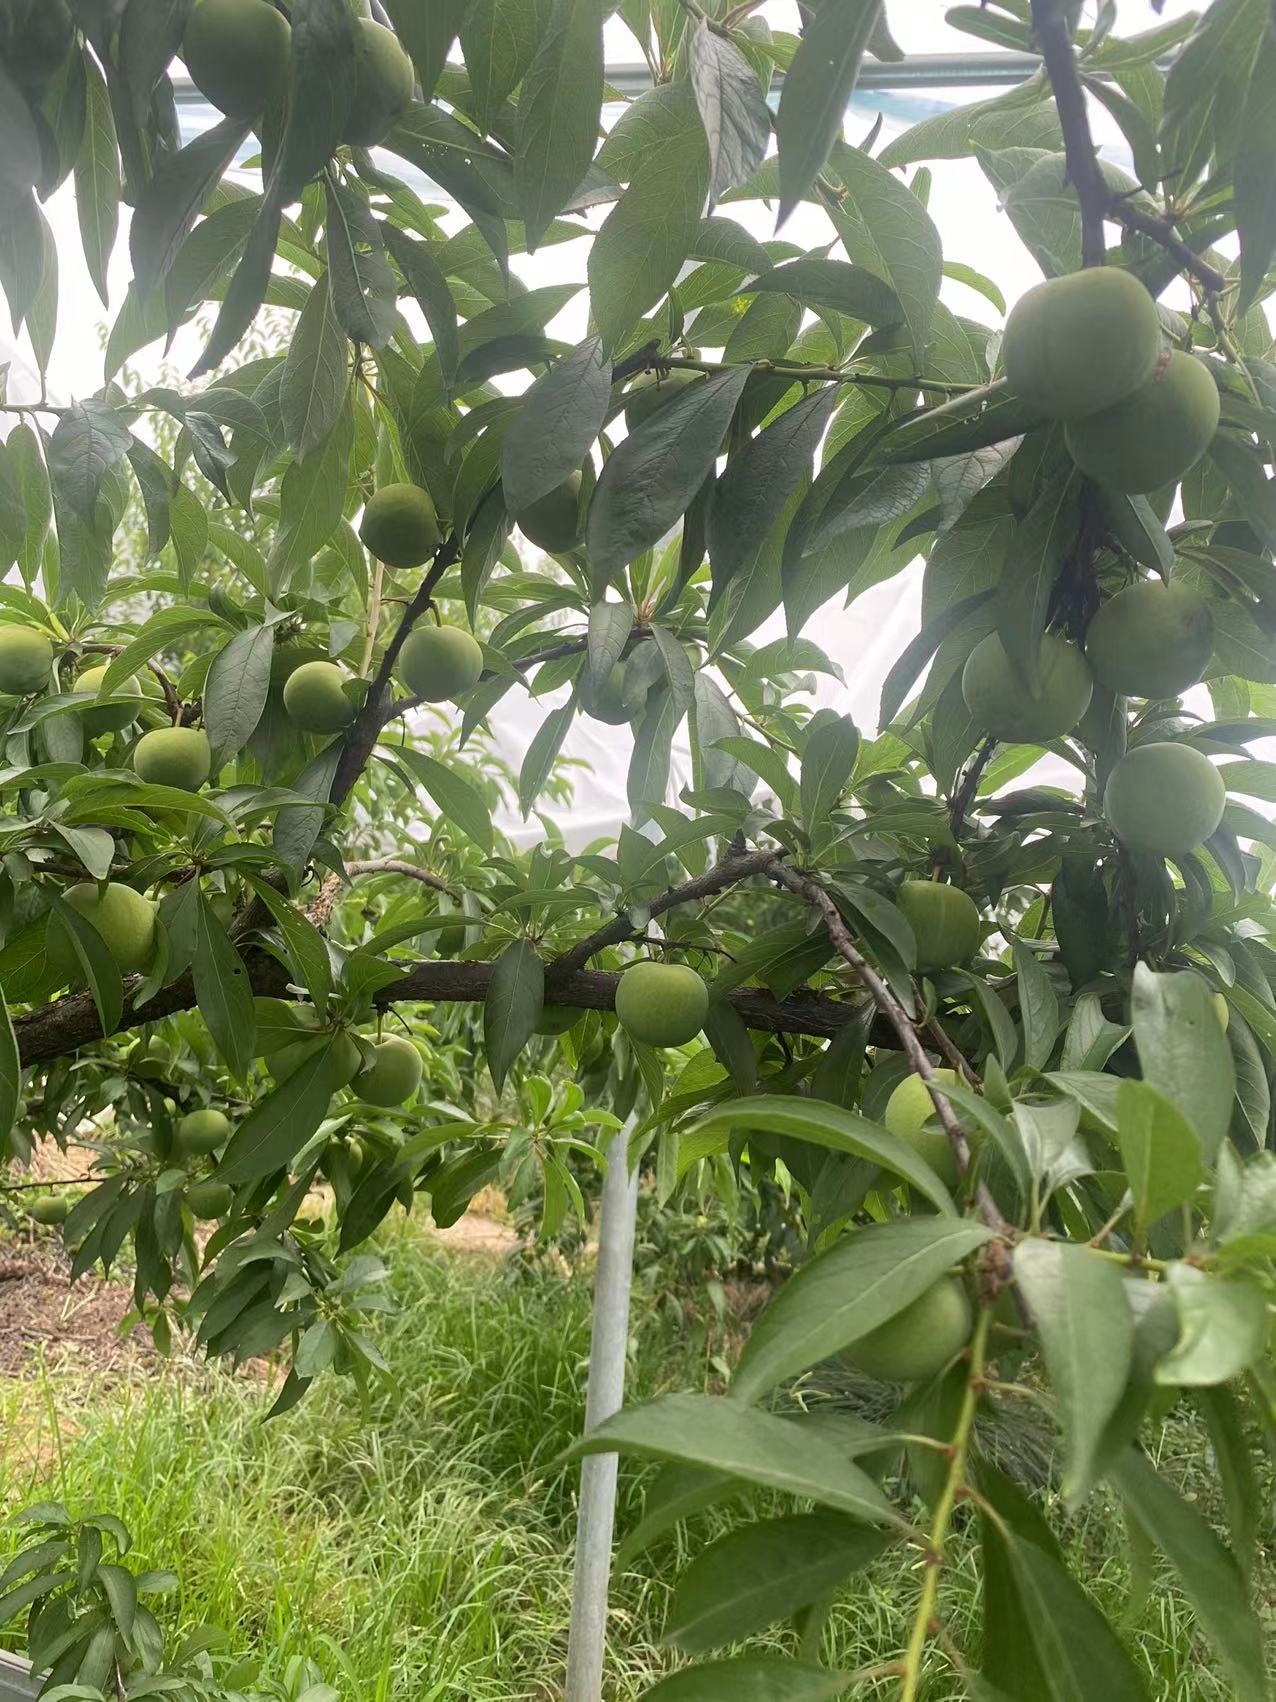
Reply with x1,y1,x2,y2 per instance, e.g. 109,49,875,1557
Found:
1029,0,1108,268
307,859,454,927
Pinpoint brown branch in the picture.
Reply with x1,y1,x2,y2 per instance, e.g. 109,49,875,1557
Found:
1109,199,1227,295
948,737,997,843
925,1017,981,1092
547,849,782,982
1029,0,1107,268
307,859,454,927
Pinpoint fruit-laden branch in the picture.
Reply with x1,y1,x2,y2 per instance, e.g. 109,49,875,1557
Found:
1030,0,1227,292
546,849,783,981
11,949,859,1067
306,859,455,927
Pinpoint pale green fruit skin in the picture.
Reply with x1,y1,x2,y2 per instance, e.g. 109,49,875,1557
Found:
132,727,213,791
579,662,642,725
186,1180,234,1220
0,627,54,695
614,962,708,1048
184,0,290,119
282,660,358,732
884,1069,962,1189
962,631,1093,743
536,1005,585,1036
844,1277,973,1383
345,18,415,147
28,1194,70,1226
1104,741,1226,855
623,369,703,429
516,472,582,554
1003,268,1161,421
1065,352,1221,494
1085,580,1214,700
76,665,146,735
353,1035,423,1107
360,483,440,569
47,882,157,985
268,1030,362,1087
177,1108,231,1156
897,881,981,971
1213,992,1229,1032
396,625,483,702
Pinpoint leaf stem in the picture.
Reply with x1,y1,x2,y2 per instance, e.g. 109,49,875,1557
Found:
898,1307,991,1702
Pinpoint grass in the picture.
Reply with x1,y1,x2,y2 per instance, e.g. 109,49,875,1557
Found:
0,1217,1268,1698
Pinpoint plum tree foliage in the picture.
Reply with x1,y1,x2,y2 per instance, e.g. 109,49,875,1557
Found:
0,0,1275,1695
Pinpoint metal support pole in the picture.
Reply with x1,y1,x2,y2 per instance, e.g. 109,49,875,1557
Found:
564,1114,642,1702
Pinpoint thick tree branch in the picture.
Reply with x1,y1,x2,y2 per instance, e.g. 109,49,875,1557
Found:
547,849,782,981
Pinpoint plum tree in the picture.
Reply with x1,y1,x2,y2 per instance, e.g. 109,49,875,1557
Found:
1084,581,1215,700
395,626,484,702
344,18,415,148
843,1278,973,1383
75,665,146,735
352,1035,422,1107
176,1109,231,1156
1002,268,1162,420
884,1070,962,1189
359,484,441,569
282,660,358,732
0,627,53,695
1103,741,1227,855
1065,352,1222,493
516,473,582,554
132,728,213,792
614,963,708,1048
46,883,157,984
962,631,1093,743
182,0,290,120
896,881,981,971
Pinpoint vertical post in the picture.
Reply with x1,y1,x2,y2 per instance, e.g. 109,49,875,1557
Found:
564,1115,641,1702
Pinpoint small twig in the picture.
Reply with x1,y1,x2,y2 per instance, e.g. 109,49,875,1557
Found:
361,558,385,677
147,662,182,727
1029,0,1108,268
948,737,996,842
307,858,453,927
1112,199,1227,295
925,1018,981,1091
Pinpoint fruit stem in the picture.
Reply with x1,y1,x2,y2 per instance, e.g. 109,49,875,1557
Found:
362,558,385,676
898,1307,991,1702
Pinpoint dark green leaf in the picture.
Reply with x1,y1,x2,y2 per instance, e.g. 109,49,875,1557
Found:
0,986,19,1152
747,256,899,325
217,1044,349,1185
640,1663,861,1702
1132,962,1234,1163
997,463,1081,690
688,19,771,207
830,142,942,362
44,891,124,1039
324,178,397,348
386,744,494,853
1116,1080,1204,1234
73,54,119,308
279,274,349,459
501,336,609,514
131,121,251,297
800,713,857,828
1012,1532,1151,1702
192,194,283,378
775,0,881,221
278,0,356,202
48,402,132,524
203,623,274,767
515,0,606,248
382,226,460,392
484,937,544,1092
383,0,470,102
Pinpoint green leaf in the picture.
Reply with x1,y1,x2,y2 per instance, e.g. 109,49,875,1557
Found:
1011,937,1060,1071
44,891,124,1039
1157,1264,1267,1386
217,1042,347,1185
724,1214,990,1404
323,179,397,349
1011,1533,1151,1702
74,54,120,308
0,985,19,1153
1131,962,1234,1163
1012,1239,1133,1507
515,0,606,248
279,274,349,459
708,387,839,607
1116,1080,1204,1235
687,19,771,207
640,1661,856,1702
501,336,609,514
382,227,460,393
1159,0,1267,193
887,380,1043,463
192,194,283,378
1111,1448,1269,1702
800,713,858,829
484,937,544,1093
586,599,634,693
746,256,899,325
203,623,274,768
588,115,710,351
518,700,575,817
775,0,881,222
568,1392,901,1527
1235,32,1276,311
278,0,356,202
587,366,750,590
383,0,469,102
388,745,494,854
627,686,682,826
192,894,256,1080
829,142,942,363
47,402,132,524
461,487,512,627
132,122,251,298
665,1513,890,1654
996,464,1081,691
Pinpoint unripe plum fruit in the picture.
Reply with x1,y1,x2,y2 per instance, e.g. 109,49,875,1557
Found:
843,1277,973,1383
268,1029,362,1087
0,627,54,695
176,1108,231,1156
396,625,483,702
896,880,982,972
352,1034,423,1107
183,0,291,119
28,1194,70,1225
344,18,415,148
132,727,213,792
536,1005,586,1036
579,662,644,725
961,631,1093,744
185,1180,234,1220
1103,741,1226,856
1003,268,1162,421
47,882,157,985
1065,351,1220,494
360,483,441,569
516,472,582,555
884,1069,962,1189
1084,580,1214,700
282,660,358,733
76,665,147,735
614,961,708,1048
623,369,703,429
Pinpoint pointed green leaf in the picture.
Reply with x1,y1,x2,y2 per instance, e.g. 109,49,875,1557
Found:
501,336,609,514
1116,1080,1204,1234
484,937,544,1092
775,0,881,221
1131,962,1234,1162
515,0,606,247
